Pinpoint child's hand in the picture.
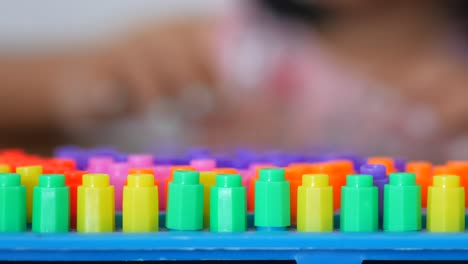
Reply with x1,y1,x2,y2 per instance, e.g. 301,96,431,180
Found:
103,17,218,110
54,17,220,126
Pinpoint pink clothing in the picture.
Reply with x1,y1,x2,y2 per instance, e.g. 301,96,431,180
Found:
214,5,454,160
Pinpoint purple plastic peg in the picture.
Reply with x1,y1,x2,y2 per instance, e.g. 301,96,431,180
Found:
394,157,407,172
360,164,388,221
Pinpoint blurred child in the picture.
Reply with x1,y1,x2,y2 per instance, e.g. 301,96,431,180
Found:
1,0,468,160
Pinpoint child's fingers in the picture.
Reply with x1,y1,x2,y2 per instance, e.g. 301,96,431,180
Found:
107,46,161,112
100,18,219,114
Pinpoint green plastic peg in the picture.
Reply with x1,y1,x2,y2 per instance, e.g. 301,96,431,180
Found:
0,173,26,232
166,170,204,230
210,174,246,232
254,168,290,230
384,173,421,232
32,174,70,233
341,174,378,232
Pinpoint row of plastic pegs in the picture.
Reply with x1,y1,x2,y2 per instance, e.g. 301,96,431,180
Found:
0,166,465,233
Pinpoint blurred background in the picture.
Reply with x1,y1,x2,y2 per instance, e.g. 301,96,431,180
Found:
1,0,468,161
